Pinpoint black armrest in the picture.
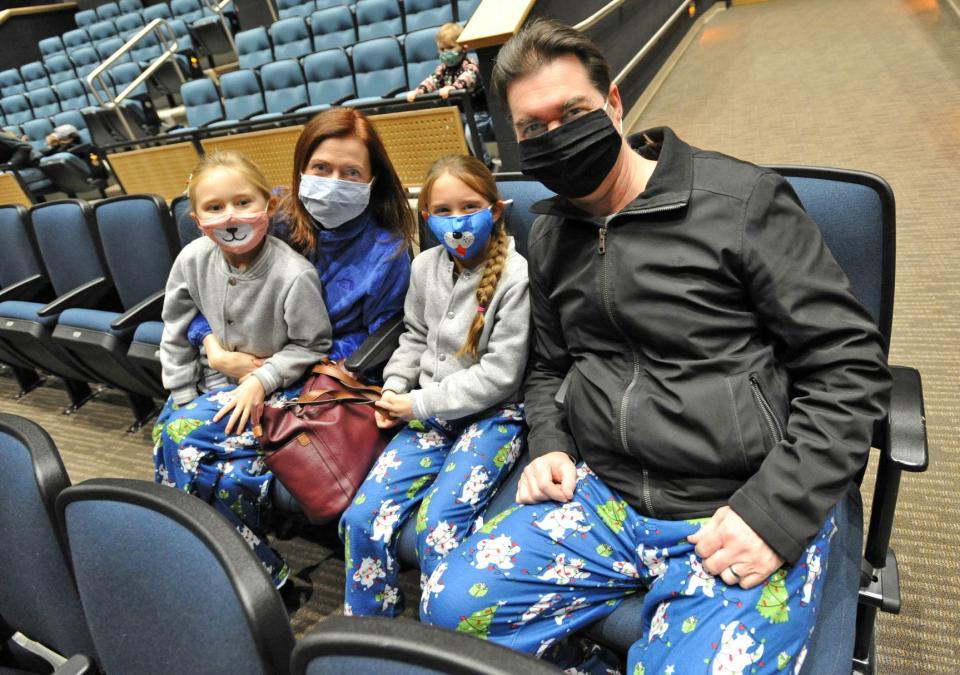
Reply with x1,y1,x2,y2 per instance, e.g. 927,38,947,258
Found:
52,654,98,675
37,277,114,318
0,274,52,302
344,314,403,376
283,102,306,114
332,93,354,106
384,85,407,98
885,365,928,472
111,289,164,330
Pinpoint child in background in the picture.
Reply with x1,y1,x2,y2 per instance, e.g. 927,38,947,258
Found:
339,155,530,616
406,23,493,166
156,150,332,586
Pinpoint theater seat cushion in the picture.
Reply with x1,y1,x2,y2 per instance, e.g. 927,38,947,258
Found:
133,320,163,345
0,300,58,327
58,307,133,339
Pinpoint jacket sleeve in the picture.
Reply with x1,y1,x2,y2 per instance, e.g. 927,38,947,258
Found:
251,269,332,394
727,171,891,564
187,313,212,347
411,269,530,420
363,244,410,335
380,255,427,395
522,224,580,462
416,64,444,94
451,58,480,93
160,254,202,405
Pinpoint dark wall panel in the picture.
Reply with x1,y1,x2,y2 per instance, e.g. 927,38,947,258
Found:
0,10,78,71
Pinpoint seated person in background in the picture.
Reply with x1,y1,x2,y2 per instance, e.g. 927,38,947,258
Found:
0,129,37,169
156,150,332,587
406,22,492,166
41,124,107,180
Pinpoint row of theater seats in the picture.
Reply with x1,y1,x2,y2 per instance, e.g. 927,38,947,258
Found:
1,411,557,674
277,0,479,22
0,193,199,429
180,25,454,128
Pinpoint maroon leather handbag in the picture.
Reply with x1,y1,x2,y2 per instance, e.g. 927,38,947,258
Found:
252,362,392,523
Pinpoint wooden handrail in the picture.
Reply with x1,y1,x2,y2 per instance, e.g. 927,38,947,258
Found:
0,2,77,27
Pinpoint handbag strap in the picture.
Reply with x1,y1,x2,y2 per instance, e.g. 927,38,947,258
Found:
312,362,382,397
298,388,377,405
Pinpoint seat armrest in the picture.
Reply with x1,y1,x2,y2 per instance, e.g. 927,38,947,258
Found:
332,93,354,106
52,654,98,675
384,85,407,98
0,274,52,302
885,365,928,472
37,277,114,317
111,289,164,330
283,102,306,114
344,314,403,376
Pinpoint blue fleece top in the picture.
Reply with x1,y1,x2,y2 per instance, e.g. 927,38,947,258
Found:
187,208,410,362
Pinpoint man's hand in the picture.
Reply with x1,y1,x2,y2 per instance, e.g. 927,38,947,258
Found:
516,452,576,504
688,506,784,589
204,334,264,380
373,390,404,429
375,390,414,422
213,376,265,435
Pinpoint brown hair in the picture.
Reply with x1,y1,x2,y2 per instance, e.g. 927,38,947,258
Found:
418,155,508,360
491,19,612,116
187,150,272,210
282,107,416,253
436,22,462,47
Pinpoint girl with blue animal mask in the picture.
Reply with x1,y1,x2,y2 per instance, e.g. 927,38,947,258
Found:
339,155,531,618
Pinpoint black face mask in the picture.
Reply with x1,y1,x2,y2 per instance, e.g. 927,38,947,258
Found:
518,108,623,199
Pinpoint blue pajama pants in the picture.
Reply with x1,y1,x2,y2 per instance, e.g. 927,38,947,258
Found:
339,405,525,617
152,384,302,587
421,464,836,675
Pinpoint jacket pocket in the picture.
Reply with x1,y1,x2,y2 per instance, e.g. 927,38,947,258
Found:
748,372,786,448
554,366,575,408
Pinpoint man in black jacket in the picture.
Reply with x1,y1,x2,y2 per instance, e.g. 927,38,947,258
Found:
420,20,890,673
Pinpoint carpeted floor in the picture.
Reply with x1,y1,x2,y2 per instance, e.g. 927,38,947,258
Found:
628,0,960,670
2,0,957,671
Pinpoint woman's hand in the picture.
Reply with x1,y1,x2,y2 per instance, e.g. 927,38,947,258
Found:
375,390,414,425
204,334,264,380
213,375,266,435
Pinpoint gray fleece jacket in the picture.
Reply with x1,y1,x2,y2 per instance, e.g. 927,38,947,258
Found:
161,235,332,405
381,237,530,421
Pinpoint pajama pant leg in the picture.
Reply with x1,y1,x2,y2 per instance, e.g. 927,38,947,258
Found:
339,418,454,617
423,463,837,675
417,405,526,584
154,385,301,586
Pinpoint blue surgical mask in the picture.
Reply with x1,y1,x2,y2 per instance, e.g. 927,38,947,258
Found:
426,207,494,260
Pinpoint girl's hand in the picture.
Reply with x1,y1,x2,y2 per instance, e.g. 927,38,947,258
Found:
406,90,417,102
438,86,455,99
213,376,265,435
375,390,415,422
204,334,264,380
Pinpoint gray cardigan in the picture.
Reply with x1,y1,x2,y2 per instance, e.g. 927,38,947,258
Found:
161,235,332,405
382,237,530,421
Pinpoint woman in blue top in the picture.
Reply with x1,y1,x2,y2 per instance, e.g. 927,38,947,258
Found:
155,109,415,587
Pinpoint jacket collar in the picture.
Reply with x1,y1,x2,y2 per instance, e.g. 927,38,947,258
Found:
315,207,374,251
529,126,693,222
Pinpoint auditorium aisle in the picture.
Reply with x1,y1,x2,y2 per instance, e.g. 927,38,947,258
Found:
628,0,960,671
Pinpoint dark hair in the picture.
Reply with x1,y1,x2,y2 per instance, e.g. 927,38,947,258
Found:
282,107,416,253
491,19,612,117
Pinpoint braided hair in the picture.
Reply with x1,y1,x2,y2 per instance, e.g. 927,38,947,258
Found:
418,155,508,360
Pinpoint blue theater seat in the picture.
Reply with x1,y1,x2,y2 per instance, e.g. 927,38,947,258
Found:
404,25,443,90
215,68,266,123
0,68,25,97
44,54,78,85
456,0,480,21
20,61,51,92
253,59,308,119
403,0,453,32
58,478,295,675
170,0,207,25
0,200,105,413
96,2,122,21
116,12,146,40
1,94,34,126
51,195,179,428
27,86,61,118
54,79,98,113
71,46,102,78
0,413,99,673
39,36,66,62
310,4,357,51
52,110,93,144
345,36,408,105
355,0,404,41
302,48,356,112
74,9,98,28
62,27,93,52
119,0,144,13
21,118,54,152
96,36,134,64
177,77,225,129
277,0,316,19
88,19,119,43
142,2,173,22
271,16,313,61
236,26,274,70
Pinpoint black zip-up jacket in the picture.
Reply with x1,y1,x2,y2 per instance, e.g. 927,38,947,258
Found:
523,127,890,564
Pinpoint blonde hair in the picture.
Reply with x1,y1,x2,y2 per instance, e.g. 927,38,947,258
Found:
187,150,272,211
436,22,463,47
418,155,508,360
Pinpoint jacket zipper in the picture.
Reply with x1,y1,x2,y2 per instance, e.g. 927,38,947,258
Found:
598,225,655,516
749,374,784,444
